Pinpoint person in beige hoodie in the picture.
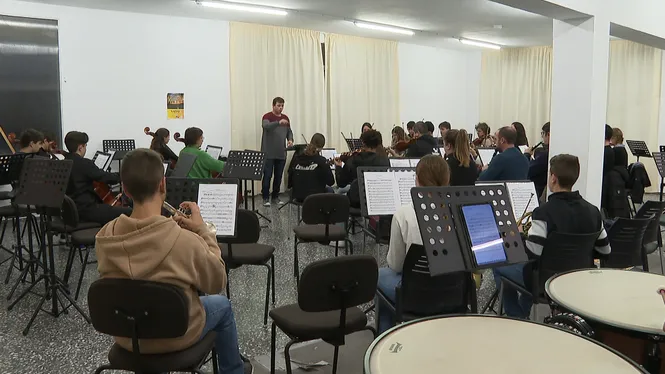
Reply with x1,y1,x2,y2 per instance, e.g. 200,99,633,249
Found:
95,148,251,374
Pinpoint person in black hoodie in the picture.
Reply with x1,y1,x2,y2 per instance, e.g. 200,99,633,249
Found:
149,128,179,166
287,133,335,199
442,129,478,186
610,127,628,170
334,130,390,208
405,122,438,158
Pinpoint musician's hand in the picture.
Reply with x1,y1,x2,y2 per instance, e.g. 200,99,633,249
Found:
517,224,524,233
279,119,289,126
333,158,343,167
482,164,489,171
287,140,293,147
524,147,533,155
173,202,205,232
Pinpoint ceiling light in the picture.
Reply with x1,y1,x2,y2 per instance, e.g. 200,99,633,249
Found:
354,21,415,36
459,38,501,50
197,1,288,16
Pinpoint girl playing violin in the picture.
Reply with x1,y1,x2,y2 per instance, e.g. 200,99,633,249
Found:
388,126,408,157
178,127,224,178
472,122,496,148
148,128,179,165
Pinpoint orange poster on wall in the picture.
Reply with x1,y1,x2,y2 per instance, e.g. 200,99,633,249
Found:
167,93,184,119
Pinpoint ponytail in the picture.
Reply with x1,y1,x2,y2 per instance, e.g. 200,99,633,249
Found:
305,133,326,156
444,129,471,167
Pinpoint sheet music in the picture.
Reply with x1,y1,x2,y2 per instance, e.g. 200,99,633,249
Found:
438,148,446,156
163,162,169,176
390,159,411,167
409,159,420,167
94,154,110,170
518,145,528,154
478,149,496,166
320,149,336,170
54,153,65,160
395,171,416,206
505,181,539,221
197,183,238,236
364,172,399,216
206,146,223,160
104,151,116,170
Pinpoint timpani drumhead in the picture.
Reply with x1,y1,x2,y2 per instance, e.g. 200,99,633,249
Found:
365,315,644,374
546,269,665,336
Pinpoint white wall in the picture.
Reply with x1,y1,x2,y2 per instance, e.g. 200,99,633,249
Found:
398,43,481,135
1,0,231,156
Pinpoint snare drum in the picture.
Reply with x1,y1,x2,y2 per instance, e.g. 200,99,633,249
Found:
365,315,645,374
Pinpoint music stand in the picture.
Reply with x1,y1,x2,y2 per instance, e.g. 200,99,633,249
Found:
626,140,652,162
222,150,269,223
345,138,363,152
8,158,91,335
171,153,197,178
0,153,30,282
653,153,665,202
103,139,136,170
411,185,528,276
660,146,665,153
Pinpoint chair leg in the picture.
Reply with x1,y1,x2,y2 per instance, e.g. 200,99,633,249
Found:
226,271,231,299
75,246,91,300
271,255,276,304
270,322,277,374
346,239,354,255
660,246,664,275
335,240,339,257
264,264,271,325
480,289,499,314
294,240,300,285
330,345,340,374
211,346,219,374
284,340,297,374
93,364,111,374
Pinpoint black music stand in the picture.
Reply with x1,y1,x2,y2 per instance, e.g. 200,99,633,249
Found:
411,185,528,276
653,153,665,202
626,140,652,162
171,152,197,178
0,153,31,282
660,146,665,153
345,138,363,152
103,139,136,171
222,150,269,223
166,178,239,239
7,158,91,335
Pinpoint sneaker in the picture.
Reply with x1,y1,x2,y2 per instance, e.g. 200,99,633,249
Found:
263,199,271,207
272,198,285,205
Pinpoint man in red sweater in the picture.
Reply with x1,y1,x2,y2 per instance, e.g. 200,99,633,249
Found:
261,97,294,206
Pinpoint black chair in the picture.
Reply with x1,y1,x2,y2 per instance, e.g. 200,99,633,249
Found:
217,209,275,325
499,231,600,320
376,245,473,328
88,278,218,374
293,194,353,284
602,217,651,269
281,168,323,221
269,255,378,374
634,201,665,273
59,196,101,300
172,153,197,178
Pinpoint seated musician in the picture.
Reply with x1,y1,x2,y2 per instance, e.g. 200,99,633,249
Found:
388,126,407,157
377,155,450,333
405,122,438,158
493,154,611,319
287,133,334,197
472,122,496,148
334,130,390,208
149,127,179,165
525,122,550,199
17,129,45,154
95,149,251,374
38,131,59,159
443,129,478,186
63,131,131,225
179,127,225,178
478,127,529,182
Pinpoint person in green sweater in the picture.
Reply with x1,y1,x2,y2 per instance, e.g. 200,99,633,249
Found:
178,127,225,178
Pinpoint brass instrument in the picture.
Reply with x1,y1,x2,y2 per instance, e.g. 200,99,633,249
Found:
163,201,217,234
518,211,533,235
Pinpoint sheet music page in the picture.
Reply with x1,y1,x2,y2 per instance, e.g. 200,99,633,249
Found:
518,145,528,154
409,159,420,167
197,184,238,236
104,151,116,170
390,159,411,167
206,146,222,160
54,153,65,160
478,149,496,166
163,163,169,176
506,181,539,221
94,154,109,170
364,172,398,216
320,149,336,169
395,171,416,207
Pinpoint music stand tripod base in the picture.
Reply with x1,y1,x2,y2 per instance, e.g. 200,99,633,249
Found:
223,151,271,224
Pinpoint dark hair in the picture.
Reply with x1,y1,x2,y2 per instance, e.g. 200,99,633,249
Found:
414,122,428,135
497,126,517,145
305,133,326,156
425,121,434,134
444,129,471,167
360,129,383,150
391,126,406,142
64,131,89,153
439,121,451,131
605,124,613,141
19,129,44,149
184,127,203,147
550,154,580,189
416,155,450,187
42,131,56,142
542,122,550,134
611,128,624,144
406,121,416,130
475,122,490,136
511,122,529,147
150,128,170,151
120,149,165,203
361,122,373,134
272,97,285,106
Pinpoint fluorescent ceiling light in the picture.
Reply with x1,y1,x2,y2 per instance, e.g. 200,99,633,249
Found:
354,21,414,36
459,38,501,50
198,1,288,16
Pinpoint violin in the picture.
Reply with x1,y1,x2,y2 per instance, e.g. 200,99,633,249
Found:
329,150,361,166
393,138,415,153
6,132,18,153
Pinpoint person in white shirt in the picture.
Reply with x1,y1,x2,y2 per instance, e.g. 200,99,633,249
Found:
376,155,451,333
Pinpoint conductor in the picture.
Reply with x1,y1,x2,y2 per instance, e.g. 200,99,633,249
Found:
261,96,293,207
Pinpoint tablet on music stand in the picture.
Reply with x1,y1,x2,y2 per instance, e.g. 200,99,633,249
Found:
205,145,224,160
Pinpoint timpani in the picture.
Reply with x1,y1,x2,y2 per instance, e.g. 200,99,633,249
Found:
546,269,665,370
364,315,646,374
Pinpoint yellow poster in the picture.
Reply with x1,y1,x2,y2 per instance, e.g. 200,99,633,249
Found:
167,93,184,119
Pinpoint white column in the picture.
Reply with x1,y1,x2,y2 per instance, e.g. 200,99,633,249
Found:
549,17,610,207
658,56,665,148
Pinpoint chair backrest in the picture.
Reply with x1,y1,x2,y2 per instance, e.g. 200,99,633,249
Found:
171,153,197,178
605,217,651,269
61,195,80,228
88,278,189,354
634,201,665,246
399,244,469,316
219,209,260,245
536,231,600,294
291,168,324,202
301,193,349,226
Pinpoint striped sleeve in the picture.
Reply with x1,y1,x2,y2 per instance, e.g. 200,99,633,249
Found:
594,227,611,255
525,219,548,256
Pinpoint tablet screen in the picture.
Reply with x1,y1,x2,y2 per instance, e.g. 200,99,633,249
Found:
461,204,507,266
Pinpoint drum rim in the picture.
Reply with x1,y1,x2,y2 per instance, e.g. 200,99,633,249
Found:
545,268,665,337
363,314,648,374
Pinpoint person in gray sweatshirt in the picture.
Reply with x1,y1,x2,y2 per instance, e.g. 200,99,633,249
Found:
261,97,294,206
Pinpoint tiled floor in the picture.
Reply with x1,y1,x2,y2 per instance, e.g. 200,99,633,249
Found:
0,196,660,374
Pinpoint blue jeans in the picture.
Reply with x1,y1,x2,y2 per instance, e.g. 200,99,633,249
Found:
492,264,532,319
200,295,244,374
262,158,286,200
325,186,335,193
375,267,402,334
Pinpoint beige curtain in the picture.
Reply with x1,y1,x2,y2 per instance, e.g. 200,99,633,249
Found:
479,47,552,145
229,22,324,152
326,34,400,150
607,40,663,192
